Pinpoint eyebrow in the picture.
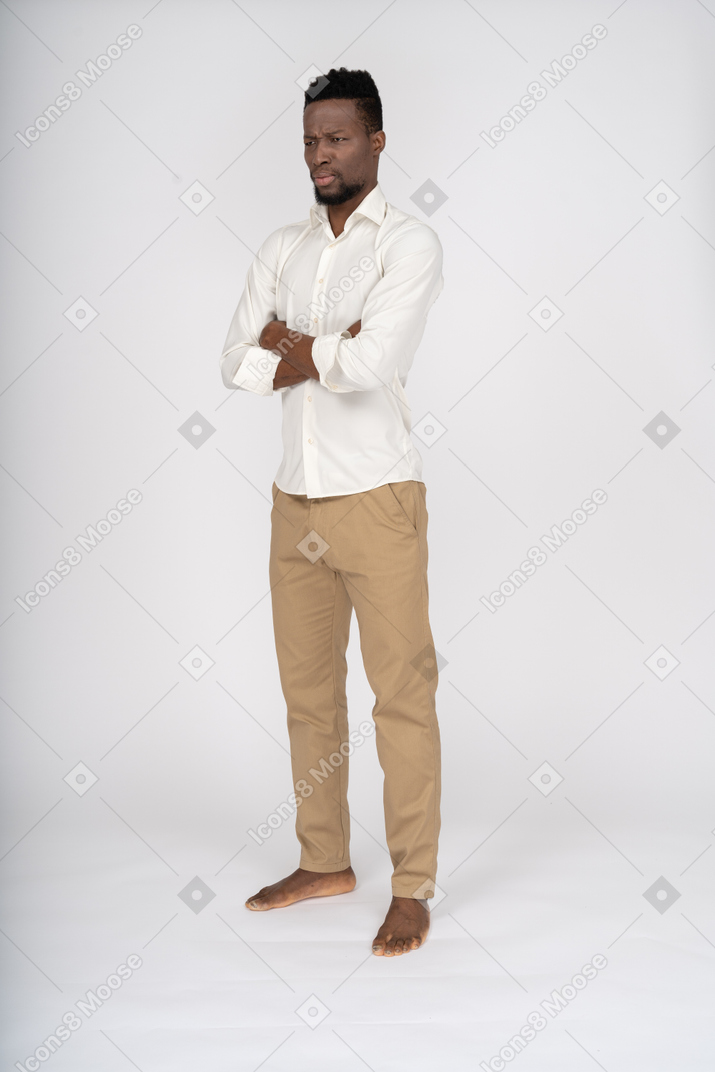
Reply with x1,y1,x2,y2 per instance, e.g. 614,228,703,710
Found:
303,129,348,137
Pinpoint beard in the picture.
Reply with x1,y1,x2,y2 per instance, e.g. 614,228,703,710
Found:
312,174,366,206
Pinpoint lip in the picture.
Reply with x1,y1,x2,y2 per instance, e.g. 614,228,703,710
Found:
313,173,336,186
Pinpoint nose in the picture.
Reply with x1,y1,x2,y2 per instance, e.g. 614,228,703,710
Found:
310,140,332,166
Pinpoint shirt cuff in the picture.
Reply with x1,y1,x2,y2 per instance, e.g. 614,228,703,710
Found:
311,330,353,392
226,346,281,396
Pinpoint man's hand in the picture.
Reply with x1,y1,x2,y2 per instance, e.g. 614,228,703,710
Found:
259,320,289,353
263,318,362,390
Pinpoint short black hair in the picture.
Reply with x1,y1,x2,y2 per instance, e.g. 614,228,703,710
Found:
304,67,383,138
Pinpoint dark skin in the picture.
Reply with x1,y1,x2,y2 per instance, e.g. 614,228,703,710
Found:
247,98,431,957
269,318,361,389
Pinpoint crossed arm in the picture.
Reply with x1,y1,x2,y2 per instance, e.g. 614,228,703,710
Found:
259,319,362,390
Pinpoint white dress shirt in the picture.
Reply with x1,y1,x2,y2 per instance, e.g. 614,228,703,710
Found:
219,181,443,499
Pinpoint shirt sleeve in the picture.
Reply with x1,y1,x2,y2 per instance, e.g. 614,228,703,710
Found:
219,227,286,396
311,223,444,393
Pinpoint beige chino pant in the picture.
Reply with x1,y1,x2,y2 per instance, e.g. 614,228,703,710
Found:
268,478,441,899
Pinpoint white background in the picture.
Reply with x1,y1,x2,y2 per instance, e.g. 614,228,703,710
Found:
1,1,714,1069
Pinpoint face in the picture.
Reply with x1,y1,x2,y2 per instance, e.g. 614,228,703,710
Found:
303,98,383,206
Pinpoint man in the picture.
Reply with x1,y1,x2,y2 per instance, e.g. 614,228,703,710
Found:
219,67,443,957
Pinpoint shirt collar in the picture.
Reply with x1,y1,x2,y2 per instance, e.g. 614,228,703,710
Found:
309,181,386,233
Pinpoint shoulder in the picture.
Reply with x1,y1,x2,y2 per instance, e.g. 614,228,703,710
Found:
257,217,311,260
380,201,443,260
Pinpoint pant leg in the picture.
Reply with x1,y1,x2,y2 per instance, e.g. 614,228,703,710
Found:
319,480,441,899
268,481,354,873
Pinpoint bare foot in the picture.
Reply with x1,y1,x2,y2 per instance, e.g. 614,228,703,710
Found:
372,896,430,956
245,866,356,910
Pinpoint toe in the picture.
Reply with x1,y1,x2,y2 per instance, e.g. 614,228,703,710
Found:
245,894,268,910
383,939,397,957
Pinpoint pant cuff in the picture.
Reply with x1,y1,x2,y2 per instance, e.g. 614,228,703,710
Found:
299,858,351,874
391,885,436,899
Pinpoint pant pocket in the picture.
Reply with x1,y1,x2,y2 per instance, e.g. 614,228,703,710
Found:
385,481,419,534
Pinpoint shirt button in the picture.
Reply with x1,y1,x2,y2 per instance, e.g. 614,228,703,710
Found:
318,278,323,283
313,318,318,323
308,437,313,444
307,395,312,402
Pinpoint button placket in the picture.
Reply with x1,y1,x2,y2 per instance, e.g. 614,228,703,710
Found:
302,238,337,498
310,244,334,328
